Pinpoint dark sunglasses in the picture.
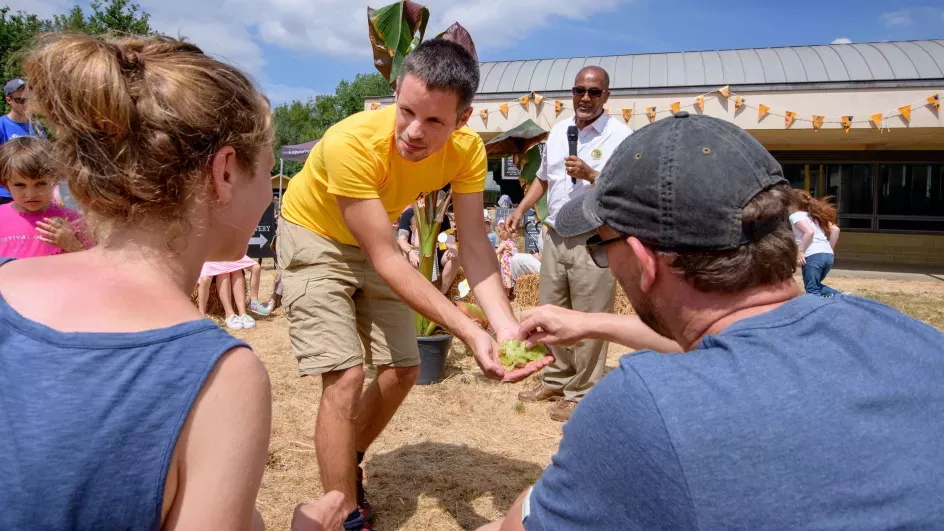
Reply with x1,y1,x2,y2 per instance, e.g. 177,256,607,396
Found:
572,86,604,99
585,233,625,268
10,96,26,104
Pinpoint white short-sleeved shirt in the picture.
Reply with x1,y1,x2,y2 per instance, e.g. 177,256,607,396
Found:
789,211,834,257
537,113,631,229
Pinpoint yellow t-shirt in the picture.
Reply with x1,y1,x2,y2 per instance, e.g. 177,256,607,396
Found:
281,105,487,246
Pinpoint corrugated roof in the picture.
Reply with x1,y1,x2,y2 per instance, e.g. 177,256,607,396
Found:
476,40,944,94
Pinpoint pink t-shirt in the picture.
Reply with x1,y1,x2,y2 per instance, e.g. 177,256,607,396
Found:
0,203,85,259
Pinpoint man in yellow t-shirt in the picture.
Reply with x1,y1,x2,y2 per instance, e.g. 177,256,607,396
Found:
277,39,551,529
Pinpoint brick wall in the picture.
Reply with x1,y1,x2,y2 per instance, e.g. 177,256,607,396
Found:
834,232,944,267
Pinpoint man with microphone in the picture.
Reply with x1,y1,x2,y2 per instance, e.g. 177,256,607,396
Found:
505,66,630,422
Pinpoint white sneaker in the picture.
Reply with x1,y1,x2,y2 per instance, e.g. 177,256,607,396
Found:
240,314,256,329
225,315,244,330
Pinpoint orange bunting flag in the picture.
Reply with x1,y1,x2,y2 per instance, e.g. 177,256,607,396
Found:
758,104,770,120
928,94,940,110
370,102,380,110
718,85,730,98
670,102,681,114
812,115,825,131
622,109,633,123
555,101,563,116
734,96,745,111
841,116,853,133
499,103,509,118
898,105,911,121
784,111,797,128
479,109,488,126
519,95,530,110
533,93,545,105
646,107,657,123
695,95,704,111
870,113,883,127
604,108,610,115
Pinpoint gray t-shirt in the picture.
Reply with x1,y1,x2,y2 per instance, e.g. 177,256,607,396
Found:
526,294,944,530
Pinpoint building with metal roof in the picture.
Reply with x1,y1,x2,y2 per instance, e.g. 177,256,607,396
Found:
365,39,944,269
476,40,944,94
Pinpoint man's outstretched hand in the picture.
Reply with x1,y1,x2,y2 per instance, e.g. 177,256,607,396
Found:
518,305,588,348
468,326,553,382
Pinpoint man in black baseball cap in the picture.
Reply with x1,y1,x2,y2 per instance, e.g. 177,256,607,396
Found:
479,112,944,530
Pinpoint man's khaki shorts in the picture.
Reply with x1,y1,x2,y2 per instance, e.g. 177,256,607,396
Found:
276,220,420,376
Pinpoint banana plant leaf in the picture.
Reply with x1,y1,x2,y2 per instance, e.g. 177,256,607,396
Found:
517,146,550,222
434,22,478,61
484,119,548,156
368,1,430,87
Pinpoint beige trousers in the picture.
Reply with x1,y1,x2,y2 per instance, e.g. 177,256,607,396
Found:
539,227,616,402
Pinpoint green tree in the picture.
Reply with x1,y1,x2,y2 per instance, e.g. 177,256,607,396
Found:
272,72,392,176
50,0,152,36
0,0,154,114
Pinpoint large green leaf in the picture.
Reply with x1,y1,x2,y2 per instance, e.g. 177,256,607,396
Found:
484,119,548,156
367,1,429,87
434,22,477,62
517,146,550,223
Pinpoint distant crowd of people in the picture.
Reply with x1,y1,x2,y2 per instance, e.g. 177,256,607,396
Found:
1,28,942,531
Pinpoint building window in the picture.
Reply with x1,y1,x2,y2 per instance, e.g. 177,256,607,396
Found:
780,160,944,234
782,163,873,216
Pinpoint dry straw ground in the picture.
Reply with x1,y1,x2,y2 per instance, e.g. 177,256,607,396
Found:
231,266,944,530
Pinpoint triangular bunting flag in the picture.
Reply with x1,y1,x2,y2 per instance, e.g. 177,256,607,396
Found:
533,93,545,106
758,104,770,120
670,102,681,114
812,115,825,131
622,109,633,123
784,111,797,128
841,116,853,133
695,95,704,111
479,109,488,126
870,113,882,127
898,105,911,121
734,96,745,111
519,95,530,110
646,107,657,123
500,103,509,118
604,108,610,115
370,102,380,110
718,85,730,98
928,94,940,110
555,101,563,117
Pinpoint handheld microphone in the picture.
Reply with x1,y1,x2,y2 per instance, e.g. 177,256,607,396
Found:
566,126,579,184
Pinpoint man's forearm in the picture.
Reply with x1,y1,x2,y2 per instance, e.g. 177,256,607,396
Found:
582,313,682,353
372,251,477,341
516,179,547,215
396,235,413,254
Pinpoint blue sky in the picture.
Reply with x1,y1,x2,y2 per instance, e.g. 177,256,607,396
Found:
17,0,944,105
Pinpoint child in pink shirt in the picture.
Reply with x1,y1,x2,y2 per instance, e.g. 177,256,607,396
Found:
0,137,88,258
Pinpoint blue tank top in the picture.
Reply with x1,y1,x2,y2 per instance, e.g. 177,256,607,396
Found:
0,258,249,529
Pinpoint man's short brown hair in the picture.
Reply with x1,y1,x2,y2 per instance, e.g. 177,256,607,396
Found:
0,136,56,186
665,185,797,293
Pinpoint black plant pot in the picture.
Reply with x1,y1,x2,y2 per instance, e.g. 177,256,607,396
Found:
416,334,454,385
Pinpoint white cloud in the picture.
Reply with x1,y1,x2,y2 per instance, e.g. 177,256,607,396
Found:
830,37,852,44
141,1,266,76
224,0,629,58
265,83,321,105
881,10,912,26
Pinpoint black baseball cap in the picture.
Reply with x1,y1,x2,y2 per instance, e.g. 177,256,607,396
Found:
555,111,788,251
4,78,25,97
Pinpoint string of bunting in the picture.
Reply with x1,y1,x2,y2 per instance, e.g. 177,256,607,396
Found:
369,89,942,133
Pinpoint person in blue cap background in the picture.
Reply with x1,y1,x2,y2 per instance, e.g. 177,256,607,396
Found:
1,78,47,205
